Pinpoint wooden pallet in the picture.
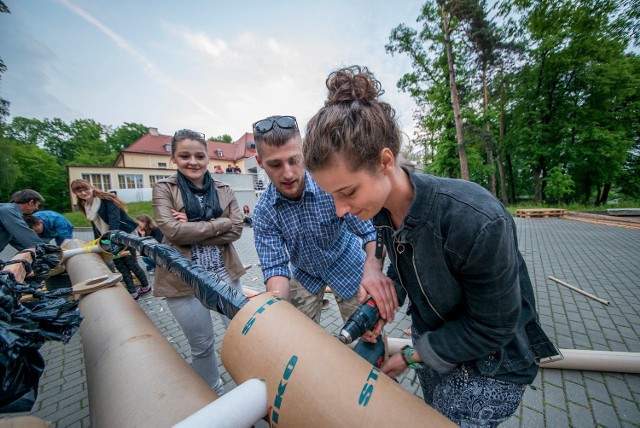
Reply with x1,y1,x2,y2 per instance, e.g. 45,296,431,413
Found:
515,209,568,219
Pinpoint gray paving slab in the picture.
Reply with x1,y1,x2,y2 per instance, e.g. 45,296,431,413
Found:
1,218,639,427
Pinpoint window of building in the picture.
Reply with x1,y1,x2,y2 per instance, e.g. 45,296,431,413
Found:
164,145,172,152
118,174,144,189
216,149,223,157
150,175,172,186
158,162,167,168
81,173,111,191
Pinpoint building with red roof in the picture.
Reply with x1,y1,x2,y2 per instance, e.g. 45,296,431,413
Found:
66,128,263,210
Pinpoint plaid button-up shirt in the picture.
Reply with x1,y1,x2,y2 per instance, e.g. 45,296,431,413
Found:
253,172,376,299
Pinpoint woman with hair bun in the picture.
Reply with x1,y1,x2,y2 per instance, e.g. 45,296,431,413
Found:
303,65,557,426
70,179,150,300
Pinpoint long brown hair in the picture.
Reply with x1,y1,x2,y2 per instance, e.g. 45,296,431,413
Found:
135,214,157,235
70,179,128,215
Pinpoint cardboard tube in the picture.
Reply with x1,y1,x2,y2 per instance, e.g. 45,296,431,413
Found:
221,293,454,427
63,239,217,427
387,338,640,375
173,379,268,428
0,416,50,427
541,349,640,373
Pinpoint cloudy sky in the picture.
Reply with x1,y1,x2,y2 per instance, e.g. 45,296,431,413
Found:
1,1,425,141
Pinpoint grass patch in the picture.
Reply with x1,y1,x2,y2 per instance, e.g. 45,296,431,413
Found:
63,201,154,227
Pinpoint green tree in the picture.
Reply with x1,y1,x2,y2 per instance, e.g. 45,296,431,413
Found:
387,1,474,180
0,2,9,126
106,122,147,153
0,1,14,198
4,116,48,145
40,118,72,163
617,141,640,199
209,134,233,143
459,0,500,195
439,1,469,180
11,140,68,211
501,0,639,204
0,136,17,201
544,164,574,203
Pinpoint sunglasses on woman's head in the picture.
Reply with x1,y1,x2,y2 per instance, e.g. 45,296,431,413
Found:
252,116,298,135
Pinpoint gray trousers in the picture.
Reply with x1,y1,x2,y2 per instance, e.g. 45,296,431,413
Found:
166,269,242,395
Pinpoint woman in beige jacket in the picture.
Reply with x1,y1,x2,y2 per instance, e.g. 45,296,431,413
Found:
152,129,246,396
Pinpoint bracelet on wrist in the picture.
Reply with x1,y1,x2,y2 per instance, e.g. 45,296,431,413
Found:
401,345,426,369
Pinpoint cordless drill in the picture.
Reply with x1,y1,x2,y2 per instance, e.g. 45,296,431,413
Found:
338,297,380,344
352,334,385,367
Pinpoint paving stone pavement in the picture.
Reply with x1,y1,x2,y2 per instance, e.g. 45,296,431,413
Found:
1,218,639,427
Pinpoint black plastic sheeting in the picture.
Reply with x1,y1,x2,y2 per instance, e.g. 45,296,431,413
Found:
105,231,250,321
0,244,82,413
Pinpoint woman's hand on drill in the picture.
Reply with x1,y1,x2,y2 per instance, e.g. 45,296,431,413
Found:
358,269,398,322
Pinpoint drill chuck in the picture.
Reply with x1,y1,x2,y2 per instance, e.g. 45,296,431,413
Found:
338,329,353,344
338,297,380,344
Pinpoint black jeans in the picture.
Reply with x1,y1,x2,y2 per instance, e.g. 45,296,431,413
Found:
113,253,148,293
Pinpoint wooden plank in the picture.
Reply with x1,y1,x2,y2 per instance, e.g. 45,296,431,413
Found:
606,208,640,217
566,217,640,231
566,211,640,230
2,250,34,283
569,212,640,225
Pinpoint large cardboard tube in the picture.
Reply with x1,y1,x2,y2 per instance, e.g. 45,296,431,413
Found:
63,239,217,427
221,293,453,427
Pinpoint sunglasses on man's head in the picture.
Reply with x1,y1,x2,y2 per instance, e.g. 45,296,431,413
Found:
252,116,298,135
173,129,205,141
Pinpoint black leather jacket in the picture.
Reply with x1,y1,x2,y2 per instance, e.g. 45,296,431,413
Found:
91,198,138,239
373,170,557,384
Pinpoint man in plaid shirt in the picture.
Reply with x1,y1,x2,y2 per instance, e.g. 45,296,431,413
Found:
251,115,397,323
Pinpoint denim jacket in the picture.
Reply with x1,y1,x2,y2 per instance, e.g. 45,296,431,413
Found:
373,170,558,384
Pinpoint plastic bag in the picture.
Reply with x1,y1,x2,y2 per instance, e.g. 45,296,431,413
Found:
0,248,81,412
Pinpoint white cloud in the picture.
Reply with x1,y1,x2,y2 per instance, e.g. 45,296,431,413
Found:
57,0,223,123
5,1,421,142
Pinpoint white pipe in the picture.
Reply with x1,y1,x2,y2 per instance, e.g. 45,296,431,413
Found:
61,244,105,261
548,275,611,305
385,338,640,374
541,349,640,373
387,337,411,357
173,379,268,428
